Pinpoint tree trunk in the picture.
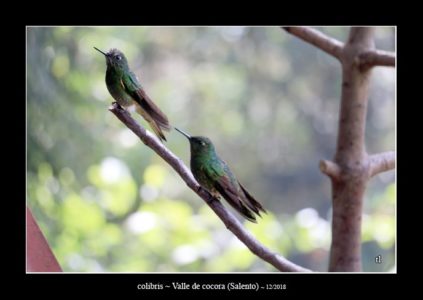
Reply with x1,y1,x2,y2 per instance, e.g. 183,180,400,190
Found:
328,28,375,272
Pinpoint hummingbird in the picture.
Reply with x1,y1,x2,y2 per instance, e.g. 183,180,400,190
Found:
94,47,171,141
175,127,267,223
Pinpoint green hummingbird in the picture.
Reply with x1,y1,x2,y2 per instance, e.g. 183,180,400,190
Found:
175,127,267,223
94,47,171,141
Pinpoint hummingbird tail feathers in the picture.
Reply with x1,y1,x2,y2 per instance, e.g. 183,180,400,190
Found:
149,120,168,142
135,104,169,141
239,183,267,217
135,89,171,131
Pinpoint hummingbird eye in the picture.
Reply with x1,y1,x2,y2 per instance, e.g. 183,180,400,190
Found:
201,141,206,146
115,55,122,61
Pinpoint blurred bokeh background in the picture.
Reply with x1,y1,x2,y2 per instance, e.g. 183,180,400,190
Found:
26,26,395,272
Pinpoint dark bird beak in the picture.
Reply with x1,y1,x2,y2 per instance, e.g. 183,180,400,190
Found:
175,127,191,139
94,47,108,56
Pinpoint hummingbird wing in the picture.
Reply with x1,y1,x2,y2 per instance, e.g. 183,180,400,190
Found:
205,161,258,223
122,72,171,131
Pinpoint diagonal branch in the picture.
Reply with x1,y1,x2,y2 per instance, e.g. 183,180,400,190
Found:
282,26,344,60
358,49,395,68
109,103,310,272
368,151,396,178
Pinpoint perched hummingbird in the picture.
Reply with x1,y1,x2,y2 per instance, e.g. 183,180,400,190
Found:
175,127,267,223
94,47,171,141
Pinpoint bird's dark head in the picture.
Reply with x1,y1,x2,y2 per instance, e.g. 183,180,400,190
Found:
189,136,215,154
94,47,129,71
174,128,215,155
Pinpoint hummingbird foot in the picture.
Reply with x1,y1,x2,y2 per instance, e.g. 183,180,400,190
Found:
109,102,125,112
197,186,216,204
204,195,215,204
196,185,203,193
112,101,124,109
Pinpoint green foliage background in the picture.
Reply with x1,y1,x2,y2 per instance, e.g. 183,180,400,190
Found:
27,27,395,272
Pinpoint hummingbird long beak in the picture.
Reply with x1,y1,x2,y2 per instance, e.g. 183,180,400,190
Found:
94,47,108,56
174,127,191,139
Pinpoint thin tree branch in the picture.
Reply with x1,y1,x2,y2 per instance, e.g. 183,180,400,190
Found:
358,49,395,68
109,103,310,272
368,151,396,177
319,159,341,179
282,26,344,60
